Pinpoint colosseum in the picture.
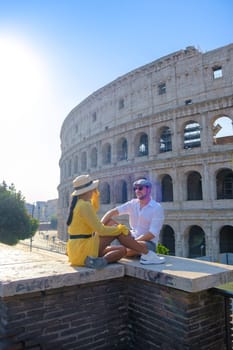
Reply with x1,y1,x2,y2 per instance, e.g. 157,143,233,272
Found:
58,43,233,262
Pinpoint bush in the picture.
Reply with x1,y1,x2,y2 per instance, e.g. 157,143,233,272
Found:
156,243,169,255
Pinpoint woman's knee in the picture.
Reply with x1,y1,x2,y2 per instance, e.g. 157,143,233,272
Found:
119,245,127,256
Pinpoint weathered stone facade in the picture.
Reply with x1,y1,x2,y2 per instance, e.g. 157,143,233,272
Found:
58,44,233,261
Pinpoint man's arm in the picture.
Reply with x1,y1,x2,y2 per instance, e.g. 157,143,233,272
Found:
101,208,119,225
135,232,155,242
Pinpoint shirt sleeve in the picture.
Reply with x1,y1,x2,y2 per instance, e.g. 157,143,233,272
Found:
80,201,128,236
149,205,164,235
117,200,133,215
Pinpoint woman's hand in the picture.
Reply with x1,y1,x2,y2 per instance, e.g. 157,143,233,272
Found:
117,224,130,236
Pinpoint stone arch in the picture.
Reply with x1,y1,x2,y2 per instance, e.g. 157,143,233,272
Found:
216,168,233,199
100,182,111,204
61,161,66,181
160,225,175,255
135,132,148,157
90,147,98,168
183,121,201,149
68,159,72,177
188,225,206,258
115,180,128,203
116,137,128,161
81,151,87,171
102,143,111,164
219,225,233,253
212,114,233,145
64,190,70,209
159,126,172,153
187,171,202,200
161,174,173,202
73,155,78,174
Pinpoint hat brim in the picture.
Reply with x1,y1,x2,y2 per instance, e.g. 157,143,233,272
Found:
72,179,99,196
133,179,152,187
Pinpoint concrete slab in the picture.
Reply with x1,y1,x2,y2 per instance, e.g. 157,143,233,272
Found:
120,255,233,292
1,244,233,297
0,244,124,297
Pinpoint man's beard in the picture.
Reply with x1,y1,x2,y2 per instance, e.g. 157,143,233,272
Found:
137,193,147,200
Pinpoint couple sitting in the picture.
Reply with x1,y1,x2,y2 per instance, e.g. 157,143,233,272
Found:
66,174,165,269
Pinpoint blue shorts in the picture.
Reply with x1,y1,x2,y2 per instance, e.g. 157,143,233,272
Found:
145,241,156,251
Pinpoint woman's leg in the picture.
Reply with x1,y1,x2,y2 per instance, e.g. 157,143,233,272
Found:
98,236,127,263
101,245,127,263
117,234,148,255
85,233,149,269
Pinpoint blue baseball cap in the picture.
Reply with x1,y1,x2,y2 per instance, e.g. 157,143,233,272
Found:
133,178,152,188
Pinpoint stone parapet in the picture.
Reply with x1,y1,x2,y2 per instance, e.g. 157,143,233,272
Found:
0,243,233,349
0,244,124,297
1,244,233,297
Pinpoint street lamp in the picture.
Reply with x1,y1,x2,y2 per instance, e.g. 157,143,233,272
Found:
30,203,35,252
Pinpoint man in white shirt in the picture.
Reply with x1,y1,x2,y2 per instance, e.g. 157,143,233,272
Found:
101,178,165,264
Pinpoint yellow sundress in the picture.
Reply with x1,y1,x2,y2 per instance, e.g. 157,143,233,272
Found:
67,198,128,266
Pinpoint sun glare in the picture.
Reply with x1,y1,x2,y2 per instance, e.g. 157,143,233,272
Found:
0,35,47,120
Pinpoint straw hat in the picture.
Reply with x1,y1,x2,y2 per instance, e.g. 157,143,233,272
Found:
72,174,99,196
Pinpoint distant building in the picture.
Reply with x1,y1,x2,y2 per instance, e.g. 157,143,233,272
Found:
58,43,233,262
26,199,58,222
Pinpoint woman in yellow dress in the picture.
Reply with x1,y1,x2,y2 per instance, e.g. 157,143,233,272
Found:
66,174,160,269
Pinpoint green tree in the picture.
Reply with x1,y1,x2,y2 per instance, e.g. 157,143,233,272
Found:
0,181,39,245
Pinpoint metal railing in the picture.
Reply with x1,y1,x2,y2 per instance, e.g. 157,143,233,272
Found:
19,234,67,255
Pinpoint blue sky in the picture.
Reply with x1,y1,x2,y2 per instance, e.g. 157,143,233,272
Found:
0,0,232,203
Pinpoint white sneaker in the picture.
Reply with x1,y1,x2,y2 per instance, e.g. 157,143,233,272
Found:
140,250,165,265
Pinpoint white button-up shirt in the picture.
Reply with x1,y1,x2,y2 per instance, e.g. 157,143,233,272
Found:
116,198,164,244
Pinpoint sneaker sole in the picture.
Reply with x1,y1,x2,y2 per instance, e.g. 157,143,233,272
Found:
140,259,165,265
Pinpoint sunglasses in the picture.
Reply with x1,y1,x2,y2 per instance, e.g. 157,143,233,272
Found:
133,185,147,191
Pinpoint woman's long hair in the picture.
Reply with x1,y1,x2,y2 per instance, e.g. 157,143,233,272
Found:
66,196,78,226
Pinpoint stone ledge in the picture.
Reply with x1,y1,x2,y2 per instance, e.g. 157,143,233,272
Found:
119,256,233,292
0,244,124,297
1,243,233,297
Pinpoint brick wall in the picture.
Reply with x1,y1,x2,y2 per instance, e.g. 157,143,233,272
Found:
0,276,230,350
0,279,129,350
126,277,227,350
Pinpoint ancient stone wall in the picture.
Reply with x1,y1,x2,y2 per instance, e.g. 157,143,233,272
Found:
58,44,233,261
